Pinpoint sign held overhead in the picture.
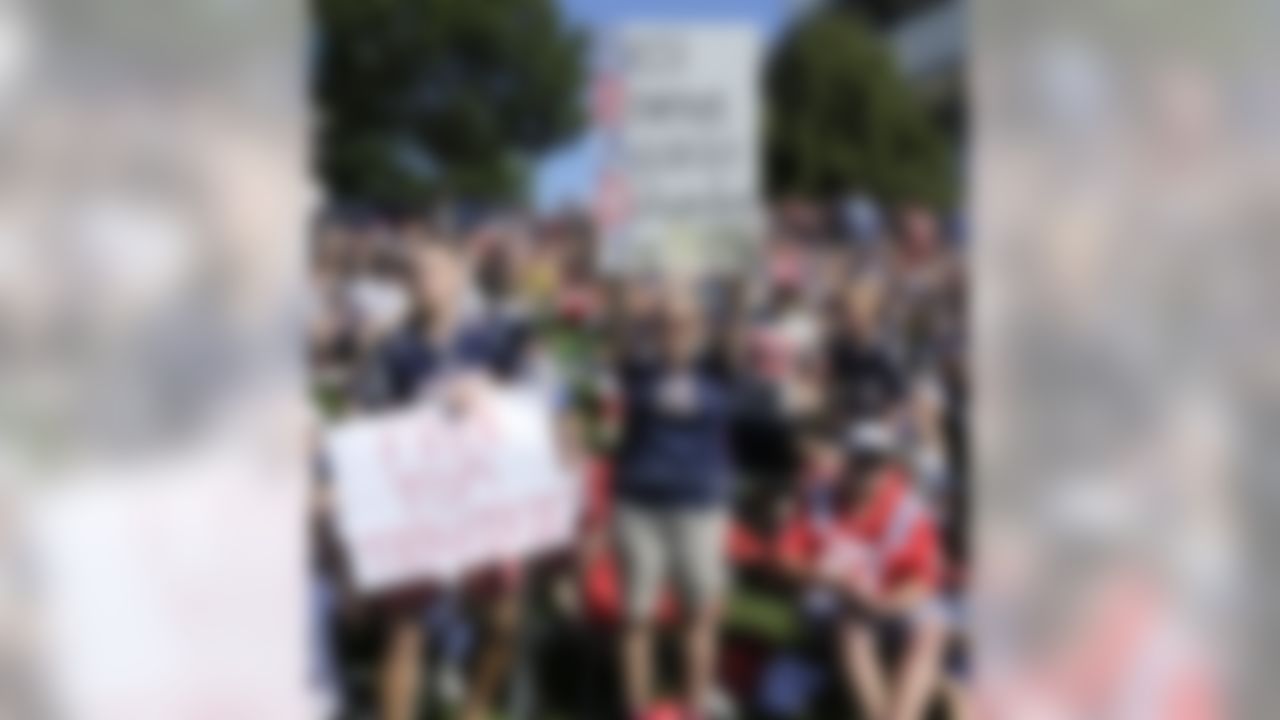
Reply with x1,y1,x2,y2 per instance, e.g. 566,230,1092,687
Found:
596,24,764,276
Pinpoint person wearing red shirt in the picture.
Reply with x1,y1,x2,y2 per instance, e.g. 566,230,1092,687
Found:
775,422,951,720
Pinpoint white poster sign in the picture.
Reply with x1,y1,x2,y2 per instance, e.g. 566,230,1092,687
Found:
326,389,578,593
597,24,764,275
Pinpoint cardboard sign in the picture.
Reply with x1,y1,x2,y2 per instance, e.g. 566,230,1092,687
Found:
326,389,578,593
596,24,764,275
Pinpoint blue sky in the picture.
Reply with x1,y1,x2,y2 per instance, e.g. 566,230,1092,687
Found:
532,0,796,212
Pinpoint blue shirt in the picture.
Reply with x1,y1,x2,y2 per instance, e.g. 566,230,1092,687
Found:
360,316,525,409
614,355,735,508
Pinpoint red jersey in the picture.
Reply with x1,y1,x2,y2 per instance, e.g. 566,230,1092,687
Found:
776,468,943,596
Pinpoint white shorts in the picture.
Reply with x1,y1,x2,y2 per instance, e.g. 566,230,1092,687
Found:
615,503,729,623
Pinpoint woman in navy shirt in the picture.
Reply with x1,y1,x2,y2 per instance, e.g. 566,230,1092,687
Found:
609,286,736,720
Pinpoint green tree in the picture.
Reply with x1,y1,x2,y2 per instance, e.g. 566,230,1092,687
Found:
834,0,947,28
313,0,587,211
766,8,954,207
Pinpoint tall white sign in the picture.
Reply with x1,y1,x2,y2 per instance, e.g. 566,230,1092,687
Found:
596,24,764,275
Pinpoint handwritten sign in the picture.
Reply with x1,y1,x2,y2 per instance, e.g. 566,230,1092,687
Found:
326,389,579,593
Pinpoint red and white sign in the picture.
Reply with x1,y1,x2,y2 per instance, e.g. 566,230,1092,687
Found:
326,389,579,593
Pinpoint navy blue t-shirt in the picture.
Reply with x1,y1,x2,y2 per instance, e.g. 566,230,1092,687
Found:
360,315,525,409
614,354,735,508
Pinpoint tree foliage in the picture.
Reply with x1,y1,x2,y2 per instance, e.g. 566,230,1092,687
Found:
766,8,955,207
834,0,948,28
313,0,587,211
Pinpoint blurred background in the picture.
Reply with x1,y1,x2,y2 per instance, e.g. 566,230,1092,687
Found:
306,1,969,720
1,0,1275,718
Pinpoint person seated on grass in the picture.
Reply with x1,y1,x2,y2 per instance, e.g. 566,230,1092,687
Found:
750,417,852,719
776,420,956,720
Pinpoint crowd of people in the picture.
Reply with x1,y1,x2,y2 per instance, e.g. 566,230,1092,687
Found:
308,199,970,720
